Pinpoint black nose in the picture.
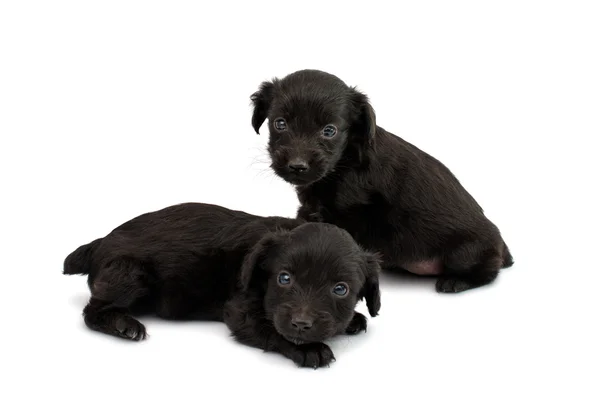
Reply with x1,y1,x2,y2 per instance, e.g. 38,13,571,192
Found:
288,160,309,173
291,317,313,331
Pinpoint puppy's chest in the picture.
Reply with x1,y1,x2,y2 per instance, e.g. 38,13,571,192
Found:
335,180,373,208
303,181,389,223
316,178,369,205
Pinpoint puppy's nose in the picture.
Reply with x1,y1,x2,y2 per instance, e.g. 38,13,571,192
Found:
288,160,309,173
291,316,313,331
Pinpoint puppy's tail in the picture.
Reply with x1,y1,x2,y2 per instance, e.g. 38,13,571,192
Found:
63,238,102,275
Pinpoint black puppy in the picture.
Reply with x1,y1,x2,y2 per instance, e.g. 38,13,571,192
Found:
250,69,513,293
63,202,381,368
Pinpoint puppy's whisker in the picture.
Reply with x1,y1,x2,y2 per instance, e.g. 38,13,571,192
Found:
249,157,271,165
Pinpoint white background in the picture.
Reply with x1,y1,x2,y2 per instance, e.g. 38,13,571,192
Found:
1,1,599,397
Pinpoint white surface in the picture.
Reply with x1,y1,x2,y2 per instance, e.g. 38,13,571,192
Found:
1,1,598,397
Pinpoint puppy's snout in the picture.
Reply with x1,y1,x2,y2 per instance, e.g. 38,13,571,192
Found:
287,159,309,174
291,316,313,331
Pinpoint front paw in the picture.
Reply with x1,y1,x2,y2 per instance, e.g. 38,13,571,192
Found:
288,342,335,369
307,212,324,222
345,312,367,335
297,205,325,222
299,212,323,223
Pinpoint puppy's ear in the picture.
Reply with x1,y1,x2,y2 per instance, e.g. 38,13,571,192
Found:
250,81,275,134
359,251,382,317
349,89,377,146
240,230,289,292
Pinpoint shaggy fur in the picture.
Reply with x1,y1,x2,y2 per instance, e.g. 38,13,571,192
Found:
250,69,513,293
63,202,381,368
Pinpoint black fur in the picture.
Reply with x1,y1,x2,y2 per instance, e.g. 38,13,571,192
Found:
63,202,381,368
251,69,513,293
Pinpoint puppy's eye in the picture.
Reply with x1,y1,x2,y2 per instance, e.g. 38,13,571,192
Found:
278,271,292,285
274,118,287,131
322,125,337,138
332,283,348,296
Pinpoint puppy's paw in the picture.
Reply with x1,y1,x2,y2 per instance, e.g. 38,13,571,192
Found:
307,212,324,222
345,312,367,335
115,317,147,341
289,342,335,369
436,277,472,293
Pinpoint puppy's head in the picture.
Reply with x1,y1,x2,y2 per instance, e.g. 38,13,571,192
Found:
250,69,376,185
240,222,381,345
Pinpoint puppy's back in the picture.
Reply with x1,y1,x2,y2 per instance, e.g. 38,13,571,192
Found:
64,202,301,276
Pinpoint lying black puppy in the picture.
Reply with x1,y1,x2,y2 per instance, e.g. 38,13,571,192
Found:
250,69,513,293
63,202,381,368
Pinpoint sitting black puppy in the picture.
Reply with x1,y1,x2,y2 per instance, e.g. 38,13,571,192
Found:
250,69,513,293
63,202,381,368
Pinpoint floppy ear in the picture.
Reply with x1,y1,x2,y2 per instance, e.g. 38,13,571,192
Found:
239,230,289,292
359,251,382,317
349,88,377,146
250,81,275,134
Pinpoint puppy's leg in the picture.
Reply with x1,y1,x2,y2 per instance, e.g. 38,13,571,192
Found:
437,241,503,293
345,311,367,335
83,259,150,340
223,294,335,369
83,298,147,341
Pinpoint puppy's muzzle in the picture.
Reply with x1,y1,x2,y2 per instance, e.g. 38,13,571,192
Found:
287,159,309,174
291,315,313,331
